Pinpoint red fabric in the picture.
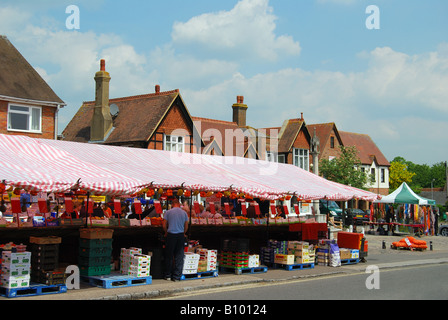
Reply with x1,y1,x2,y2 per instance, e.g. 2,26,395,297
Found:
289,223,327,240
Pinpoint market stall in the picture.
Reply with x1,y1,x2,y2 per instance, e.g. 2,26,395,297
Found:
370,182,436,236
0,134,381,297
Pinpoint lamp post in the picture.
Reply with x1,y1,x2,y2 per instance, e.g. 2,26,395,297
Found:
431,178,435,200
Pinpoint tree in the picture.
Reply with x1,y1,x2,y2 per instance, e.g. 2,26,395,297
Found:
390,157,446,192
319,145,372,190
389,160,416,191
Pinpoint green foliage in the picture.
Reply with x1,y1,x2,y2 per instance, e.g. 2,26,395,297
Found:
319,145,372,190
389,161,416,191
390,157,447,191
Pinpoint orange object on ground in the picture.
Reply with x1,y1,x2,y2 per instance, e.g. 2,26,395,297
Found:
392,237,427,249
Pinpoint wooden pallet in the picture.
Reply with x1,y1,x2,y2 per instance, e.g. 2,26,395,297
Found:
219,265,268,275
0,283,67,298
81,272,152,289
180,270,218,281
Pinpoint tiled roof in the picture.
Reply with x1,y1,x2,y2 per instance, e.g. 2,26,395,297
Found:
307,123,343,150
62,90,180,144
192,116,247,156
0,35,64,105
339,131,390,167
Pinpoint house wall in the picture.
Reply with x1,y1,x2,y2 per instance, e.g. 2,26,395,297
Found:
321,132,342,161
286,130,310,166
147,102,199,154
0,99,57,139
364,162,390,195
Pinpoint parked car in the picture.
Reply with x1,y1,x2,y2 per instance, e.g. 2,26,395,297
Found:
439,224,448,237
344,208,370,226
319,200,343,220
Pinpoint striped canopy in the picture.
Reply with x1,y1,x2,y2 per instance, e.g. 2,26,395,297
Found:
374,182,435,205
0,134,380,201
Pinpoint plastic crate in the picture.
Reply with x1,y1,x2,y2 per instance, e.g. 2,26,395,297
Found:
79,246,112,258
79,265,111,276
79,238,113,249
78,255,111,267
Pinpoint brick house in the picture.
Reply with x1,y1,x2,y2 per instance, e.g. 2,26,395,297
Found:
193,96,268,159
307,123,344,163
0,36,65,140
62,60,203,152
261,114,311,170
339,131,390,196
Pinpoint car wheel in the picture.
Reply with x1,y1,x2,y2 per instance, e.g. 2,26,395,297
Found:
441,228,448,237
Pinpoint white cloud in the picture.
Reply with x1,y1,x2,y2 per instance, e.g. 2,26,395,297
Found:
1,2,447,164
171,0,301,62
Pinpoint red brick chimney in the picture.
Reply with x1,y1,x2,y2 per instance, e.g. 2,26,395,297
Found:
232,95,248,127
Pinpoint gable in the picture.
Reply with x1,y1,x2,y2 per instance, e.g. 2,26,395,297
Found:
0,36,64,105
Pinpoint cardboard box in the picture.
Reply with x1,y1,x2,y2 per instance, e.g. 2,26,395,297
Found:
350,249,359,259
1,275,30,289
1,251,31,265
1,264,30,277
274,254,295,265
288,241,310,250
340,249,351,260
295,256,311,264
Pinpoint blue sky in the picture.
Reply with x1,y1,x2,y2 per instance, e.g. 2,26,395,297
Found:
1,0,447,165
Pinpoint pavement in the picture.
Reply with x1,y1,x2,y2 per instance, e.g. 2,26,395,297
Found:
4,233,448,301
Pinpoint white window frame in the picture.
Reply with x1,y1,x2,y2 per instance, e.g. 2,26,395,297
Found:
7,104,42,133
266,151,277,162
293,148,309,171
164,134,185,152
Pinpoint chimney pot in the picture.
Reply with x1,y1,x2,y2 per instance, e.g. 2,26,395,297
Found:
100,59,106,71
155,85,160,94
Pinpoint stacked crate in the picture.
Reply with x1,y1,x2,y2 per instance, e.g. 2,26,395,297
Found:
182,252,200,275
218,251,249,269
1,251,31,289
78,228,114,276
260,239,287,266
196,249,217,272
120,247,151,278
29,237,65,285
287,241,315,265
316,239,334,266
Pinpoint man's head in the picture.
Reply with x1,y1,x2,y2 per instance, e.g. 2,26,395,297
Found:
172,198,180,207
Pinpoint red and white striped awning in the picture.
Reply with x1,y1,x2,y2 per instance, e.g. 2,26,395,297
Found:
0,134,380,201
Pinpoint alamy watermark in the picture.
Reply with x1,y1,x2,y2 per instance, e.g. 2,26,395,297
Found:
66,5,80,30
365,5,380,30
365,265,380,290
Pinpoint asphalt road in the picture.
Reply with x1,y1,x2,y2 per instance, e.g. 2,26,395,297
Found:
161,263,448,300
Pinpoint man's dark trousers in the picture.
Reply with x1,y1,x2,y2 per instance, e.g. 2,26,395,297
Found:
165,233,185,280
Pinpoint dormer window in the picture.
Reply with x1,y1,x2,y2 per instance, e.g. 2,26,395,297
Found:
7,104,42,133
